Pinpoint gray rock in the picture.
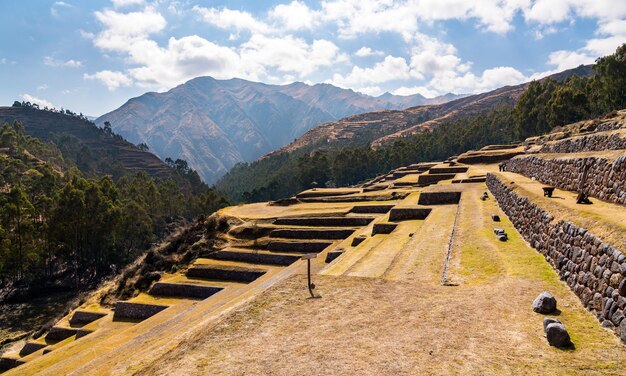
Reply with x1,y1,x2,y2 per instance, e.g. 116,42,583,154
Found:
602,320,615,329
533,291,557,314
619,279,626,296
543,318,561,333
620,319,626,344
612,310,625,326
546,323,572,348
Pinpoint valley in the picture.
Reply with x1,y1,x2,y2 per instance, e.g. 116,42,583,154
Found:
2,108,626,374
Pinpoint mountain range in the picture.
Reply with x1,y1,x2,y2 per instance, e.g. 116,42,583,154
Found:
268,64,594,156
96,77,463,183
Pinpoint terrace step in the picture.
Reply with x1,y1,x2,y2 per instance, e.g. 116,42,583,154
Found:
417,173,456,185
45,326,79,342
428,166,468,174
273,216,374,227
295,188,361,199
269,228,355,240
452,177,486,183
148,282,223,299
372,223,398,235
200,248,300,266
392,181,418,187
417,192,462,205
186,265,266,283
0,356,25,372
19,341,47,357
69,310,108,326
75,329,94,339
388,207,432,221
266,240,332,254
349,205,395,214
113,301,169,321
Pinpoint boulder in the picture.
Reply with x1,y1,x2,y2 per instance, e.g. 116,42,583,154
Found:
543,318,561,332
545,323,572,348
533,291,557,314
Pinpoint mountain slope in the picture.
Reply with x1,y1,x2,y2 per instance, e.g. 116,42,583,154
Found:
269,65,594,156
0,106,173,179
97,77,462,183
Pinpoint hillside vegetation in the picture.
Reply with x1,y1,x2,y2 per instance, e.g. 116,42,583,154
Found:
0,105,174,182
216,44,626,203
0,115,228,302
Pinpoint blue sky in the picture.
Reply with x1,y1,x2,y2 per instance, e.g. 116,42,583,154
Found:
0,0,624,116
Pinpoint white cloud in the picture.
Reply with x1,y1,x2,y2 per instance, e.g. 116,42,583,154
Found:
427,66,528,94
79,30,95,39
21,94,56,109
408,33,469,80
37,84,49,91
111,0,144,8
269,1,319,31
93,6,166,51
547,50,595,71
127,35,243,88
354,47,384,57
83,1,625,99
392,85,440,98
193,6,272,35
355,86,383,96
241,35,344,77
51,1,72,17
331,55,411,87
84,70,133,90
43,56,83,67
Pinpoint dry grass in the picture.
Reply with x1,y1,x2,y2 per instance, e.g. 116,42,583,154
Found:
137,177,626,376
8,163,626,375
139,273,626,376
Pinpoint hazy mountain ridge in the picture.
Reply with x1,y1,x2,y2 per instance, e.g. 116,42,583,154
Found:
97,77,462,183
269,65,594,156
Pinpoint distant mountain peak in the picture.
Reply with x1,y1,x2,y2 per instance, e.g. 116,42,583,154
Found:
97,77,461,183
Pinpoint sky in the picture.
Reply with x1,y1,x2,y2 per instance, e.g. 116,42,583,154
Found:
0,0,624,117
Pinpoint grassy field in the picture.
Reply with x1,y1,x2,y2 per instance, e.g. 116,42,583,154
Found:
136,181,626,375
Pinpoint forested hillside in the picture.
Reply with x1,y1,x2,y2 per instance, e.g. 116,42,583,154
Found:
0,115,228,302
216,44,626,203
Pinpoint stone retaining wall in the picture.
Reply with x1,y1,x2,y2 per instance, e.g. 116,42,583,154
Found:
273,217,373,227
372,223,397,235
149,282,222,299
266,240,332,253
486,173,626,343
417,173,456,185
388,207,431,221
203,249,300,266
350,205,395,214
69,311,107,326
270,228,355,240
418,192,462,205
538,133,626,154
186,265,266,282
113,301,168,321
506,155,626,206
